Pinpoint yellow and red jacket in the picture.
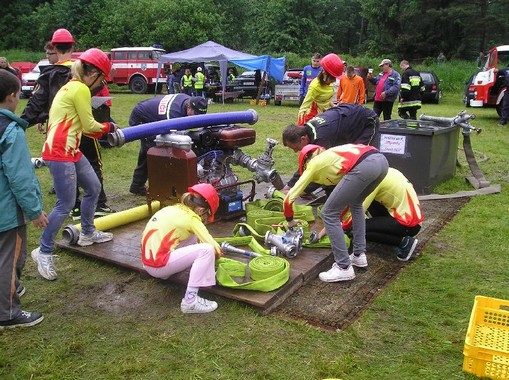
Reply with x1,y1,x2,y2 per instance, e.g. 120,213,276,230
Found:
297,78,334,125
283,144,377,219
341,167,424,229
42,80,111,162
141,204,221,268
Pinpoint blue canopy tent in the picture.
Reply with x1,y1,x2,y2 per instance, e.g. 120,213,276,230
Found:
230,55,286,83
157,41,255,102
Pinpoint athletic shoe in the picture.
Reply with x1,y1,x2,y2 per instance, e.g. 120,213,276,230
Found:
129,185,147,196
319,263,355,282
0,311,44,330
77,230,113,247
349,252,368,268
16,285,26,297
31,247,57,281
181,296,218,314
397,236,419,262
94,204,116,218
69,207,81,221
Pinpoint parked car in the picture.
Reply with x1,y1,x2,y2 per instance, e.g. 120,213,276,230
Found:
419,71,442,104
21,59,51,97
230,70,274,99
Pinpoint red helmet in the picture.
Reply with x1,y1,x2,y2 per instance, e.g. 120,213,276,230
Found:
188,183,219,222
298,144,322,175
79,48,112,80
51,28,75,44
320,53,344,79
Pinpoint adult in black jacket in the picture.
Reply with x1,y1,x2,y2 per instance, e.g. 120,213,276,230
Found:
281,103,379,193
398,60,423,120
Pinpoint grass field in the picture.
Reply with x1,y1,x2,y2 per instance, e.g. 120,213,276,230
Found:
0,90,507,379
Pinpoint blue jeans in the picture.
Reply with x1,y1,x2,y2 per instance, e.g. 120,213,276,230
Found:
40,156,100,254
321,153,389,267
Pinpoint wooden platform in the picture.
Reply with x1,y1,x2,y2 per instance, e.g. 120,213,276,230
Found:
57,216,332,315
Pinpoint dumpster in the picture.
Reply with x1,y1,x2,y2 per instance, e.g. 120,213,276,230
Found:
373,120,460,195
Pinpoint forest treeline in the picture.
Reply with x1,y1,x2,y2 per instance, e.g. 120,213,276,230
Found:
1,0,508,62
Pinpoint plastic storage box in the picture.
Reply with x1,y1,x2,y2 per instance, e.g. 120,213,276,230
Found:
373,120,459,195
463,296,509,379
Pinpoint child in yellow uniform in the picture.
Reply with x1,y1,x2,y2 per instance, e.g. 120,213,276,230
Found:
142,184,222,314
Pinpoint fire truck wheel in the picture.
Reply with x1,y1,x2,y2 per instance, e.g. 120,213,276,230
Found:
129,77,148,94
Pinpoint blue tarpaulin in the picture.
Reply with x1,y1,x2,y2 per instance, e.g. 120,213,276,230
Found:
230,55,286,83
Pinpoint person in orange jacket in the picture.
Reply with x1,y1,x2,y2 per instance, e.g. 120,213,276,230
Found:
337,66,366,105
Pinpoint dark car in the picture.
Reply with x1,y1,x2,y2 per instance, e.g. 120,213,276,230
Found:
420,71,442,104
230,70,274,99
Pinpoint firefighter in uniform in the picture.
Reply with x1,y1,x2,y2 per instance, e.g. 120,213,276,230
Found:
398,60,424,120
193,67,206,98
180,68,194,96
281,104,379,194
129,94,208,196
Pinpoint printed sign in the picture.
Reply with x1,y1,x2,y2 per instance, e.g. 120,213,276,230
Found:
379,134,406,155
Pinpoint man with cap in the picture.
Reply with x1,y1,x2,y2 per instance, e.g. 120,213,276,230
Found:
367,59,401,120
129,95,208,195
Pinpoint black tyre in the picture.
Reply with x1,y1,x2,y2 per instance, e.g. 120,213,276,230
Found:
274,100,281,106
129,77,148,94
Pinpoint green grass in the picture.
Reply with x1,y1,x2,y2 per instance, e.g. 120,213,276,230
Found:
0,90,507,379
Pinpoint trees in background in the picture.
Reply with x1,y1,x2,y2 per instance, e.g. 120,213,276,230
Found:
1,0,507,61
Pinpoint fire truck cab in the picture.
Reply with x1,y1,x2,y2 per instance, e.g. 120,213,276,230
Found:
467,45,509,116
110,47,166,94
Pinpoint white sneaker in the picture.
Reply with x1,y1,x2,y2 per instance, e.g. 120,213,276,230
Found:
349,252,368,268
181,296,218,314
77,230,113,247
319,263,355,282
31,247,57,281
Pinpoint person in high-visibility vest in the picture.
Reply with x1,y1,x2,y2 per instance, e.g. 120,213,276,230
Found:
180,68,194,96
193,67,206,98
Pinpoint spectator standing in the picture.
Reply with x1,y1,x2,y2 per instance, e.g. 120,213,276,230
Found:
227,68,236,83
181,68,194,96
398,60,423,120
284,144,388,282
141,184,222,314
477,52,485,69
32,49,116,281
0,70,48,329
167,69,175,94
368,59,401,121
44,42,59,65
498,64,509,126
437,52,446,64
129,95,208,196
299,53,322,106
0,57,21,80
193,67,206,98
297,53,344,126
336,66,366,105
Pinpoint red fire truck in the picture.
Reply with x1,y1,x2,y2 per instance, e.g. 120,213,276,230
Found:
466,45,509,116
109,47,167,94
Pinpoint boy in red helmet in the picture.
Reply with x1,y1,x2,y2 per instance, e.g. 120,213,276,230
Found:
141,184,222,314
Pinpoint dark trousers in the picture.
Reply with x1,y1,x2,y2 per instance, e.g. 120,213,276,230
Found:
398,106,419,120
373,100,395,121
365,201,421,246
130,137,157,190
501,89,509,123
0,225,26,321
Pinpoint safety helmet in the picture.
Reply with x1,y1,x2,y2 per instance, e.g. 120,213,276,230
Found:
51,28,75,44
79,48,112,80
197,67,202,72
320,53,344,79
298,144,322,175
188,183,219,222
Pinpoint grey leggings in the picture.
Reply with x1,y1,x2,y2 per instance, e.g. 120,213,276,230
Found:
321,153,389,267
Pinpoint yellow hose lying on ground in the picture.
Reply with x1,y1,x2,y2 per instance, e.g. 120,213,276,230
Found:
62,201,161,244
